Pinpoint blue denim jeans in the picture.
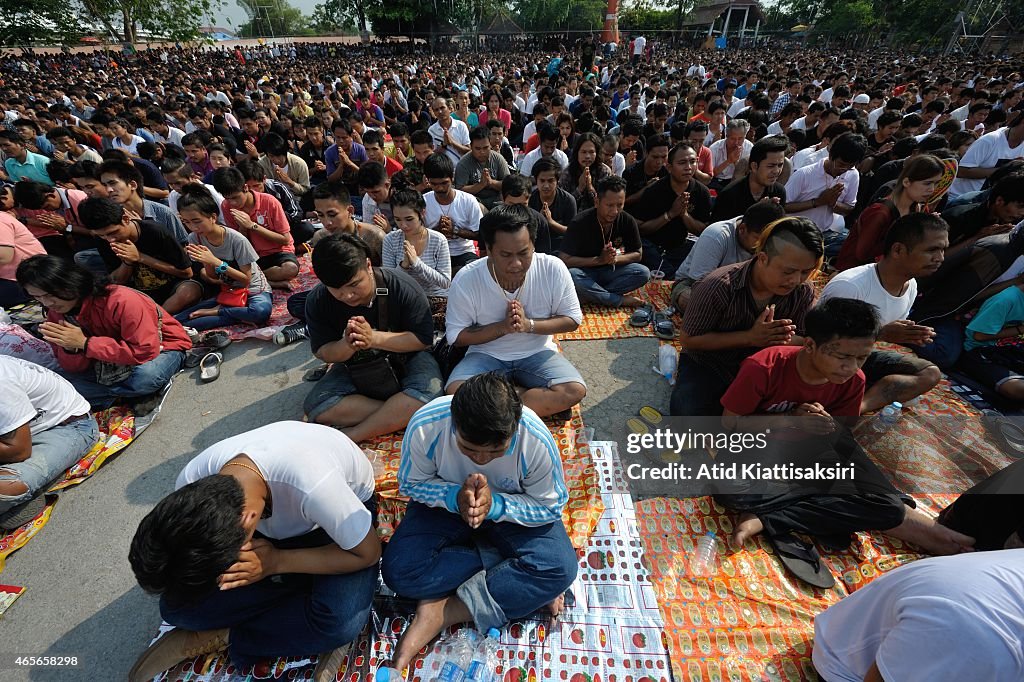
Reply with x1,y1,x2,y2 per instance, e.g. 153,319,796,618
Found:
822,228,849,259
173,291,273,332
381,502,578,632
911,316,965,370
60,350,186,410
446,349,586,390
0,415,100,514
160,528,379,669
569,264,651,306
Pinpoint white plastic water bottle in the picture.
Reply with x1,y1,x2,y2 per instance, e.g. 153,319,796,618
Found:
872,402,903,433
656,345,677,384
465,628,501,682
433,629,477,682
690,531,718,577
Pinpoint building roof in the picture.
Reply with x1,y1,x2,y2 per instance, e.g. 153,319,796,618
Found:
682,0,766,28
481,9,525,35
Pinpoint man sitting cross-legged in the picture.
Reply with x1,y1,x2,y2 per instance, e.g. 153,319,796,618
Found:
819,213,946,414
445,203,586,419
303,233,444,443
379,373,577,677
558,175,651,308
127,421,381,682
718,297,974,586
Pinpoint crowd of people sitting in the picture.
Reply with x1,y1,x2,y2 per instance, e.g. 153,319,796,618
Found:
1,37,1023,682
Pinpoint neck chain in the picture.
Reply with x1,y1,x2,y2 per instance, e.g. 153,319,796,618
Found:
222,460,272,518
489,258,526,300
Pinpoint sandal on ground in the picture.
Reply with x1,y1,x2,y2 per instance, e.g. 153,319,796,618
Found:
639,405,664,426
626,417,650,435
629,303,653,327
982,413,1024,459
199,352,223,383
766,532,835,589
653,310,676,340
304,364,329,382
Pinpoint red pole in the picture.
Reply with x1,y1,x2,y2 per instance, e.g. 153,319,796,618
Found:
602,0,619,44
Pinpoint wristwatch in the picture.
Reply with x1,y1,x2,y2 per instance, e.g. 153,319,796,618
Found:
65,223,74,234
215,261,229,275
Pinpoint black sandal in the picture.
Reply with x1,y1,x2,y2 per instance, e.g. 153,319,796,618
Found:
766,532,835,589
653,310,676,340
629,303,653,327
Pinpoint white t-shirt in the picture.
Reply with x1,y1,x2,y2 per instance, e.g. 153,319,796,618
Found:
819,87,835,104
428,119,471,164
791,116,809,130
633,36,646,54
727,99,749,118
792,145,829,172
785,158,859,233
948,127,1024,198
0,356,89,436
819,264,917,325
867,106,886,131
425,189,481,257
112,134,146,156
766,121,784,136
176,421,374,549
517,147,569,178
813,550,1024,682
709,138,753,182
446,254,583,360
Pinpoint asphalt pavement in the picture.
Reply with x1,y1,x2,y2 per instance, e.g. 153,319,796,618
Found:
0,334,678,680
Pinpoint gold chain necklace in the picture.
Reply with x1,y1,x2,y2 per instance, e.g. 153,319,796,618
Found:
489,258,526,302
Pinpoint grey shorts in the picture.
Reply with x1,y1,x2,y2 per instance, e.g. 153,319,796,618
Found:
670,277,696,305
303,350,443,421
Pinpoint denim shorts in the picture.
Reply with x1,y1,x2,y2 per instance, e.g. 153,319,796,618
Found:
304,350,443,421
0,414,100,513
861,350,935,386
445,349,586,390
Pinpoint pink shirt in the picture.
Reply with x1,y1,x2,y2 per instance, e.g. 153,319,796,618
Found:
221,191,294,257
0,213,46,280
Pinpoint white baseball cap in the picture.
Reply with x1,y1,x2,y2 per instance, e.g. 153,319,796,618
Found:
853,93,871,104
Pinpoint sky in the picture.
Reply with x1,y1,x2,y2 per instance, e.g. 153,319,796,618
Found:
211,0,323,32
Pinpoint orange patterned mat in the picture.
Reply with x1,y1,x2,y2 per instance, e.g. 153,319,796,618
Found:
0,406,137,574
362,405,604,550
635,494,958,682
557,281,674,342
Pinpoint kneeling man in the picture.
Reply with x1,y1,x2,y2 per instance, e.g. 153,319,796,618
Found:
380,373,578,675
128,421,381,682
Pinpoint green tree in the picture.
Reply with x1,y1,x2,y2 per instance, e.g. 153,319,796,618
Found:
310,0,364,34
237,0,313,37
619,0,677,33
78,0,223,43
0,0,80,46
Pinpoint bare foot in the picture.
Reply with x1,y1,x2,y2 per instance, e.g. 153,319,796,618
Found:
188,308,219,320
886,507,975,555
620,295,645,308
388,595,472,674
547,592,566,619
270,279,294,291
732,513,764,547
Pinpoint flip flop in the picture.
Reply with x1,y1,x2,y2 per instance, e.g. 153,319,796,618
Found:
199,352,223,383
983,413,1024,459
640,405,663,425
627,417,650,435
653,310,676,340
766,532,835,589
629,303,653,327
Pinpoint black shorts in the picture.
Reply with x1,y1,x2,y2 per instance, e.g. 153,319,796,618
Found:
861,350,935,386
146,279,202,305
257,252,300,270
959,347,1024,391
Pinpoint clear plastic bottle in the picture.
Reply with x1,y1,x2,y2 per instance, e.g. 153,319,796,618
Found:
465,628,501,682
690,531,718,577
432,629,477,682
655,345,677,384
872,402,903,433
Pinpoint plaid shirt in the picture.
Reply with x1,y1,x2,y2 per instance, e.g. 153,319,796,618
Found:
769,92,793,118
681,259,815,383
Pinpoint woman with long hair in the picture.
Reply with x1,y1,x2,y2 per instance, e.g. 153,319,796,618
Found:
555,112,577,154
383,189,452,329
559,132,612,210
15,254,192,409
174,185,273,331
835,154,946,270
477,90,512,132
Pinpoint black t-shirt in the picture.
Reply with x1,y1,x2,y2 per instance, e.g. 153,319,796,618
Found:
305,267,434,356
133,157,168,191
560,207,643,258
97,219,190,296
632,176,713,250
710,174,787,222
298,141,328,185
623,161,666,198
529,188,578,227
941,201,992,246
